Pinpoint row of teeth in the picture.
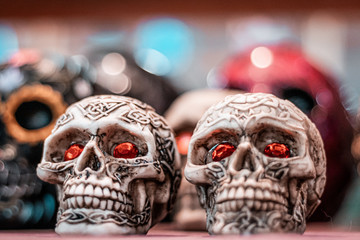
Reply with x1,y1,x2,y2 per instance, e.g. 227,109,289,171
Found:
64,196,132,214
216,199,287,213
216,187,288,207
218,179,287,196
63,183,132,205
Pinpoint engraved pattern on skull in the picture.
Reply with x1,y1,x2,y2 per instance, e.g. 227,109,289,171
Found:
36,95,181,235
164,89,242,230
184,93,326,235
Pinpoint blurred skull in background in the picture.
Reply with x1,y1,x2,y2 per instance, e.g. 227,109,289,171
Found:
0,49,101,229
164,88,242,230
214,43,354,221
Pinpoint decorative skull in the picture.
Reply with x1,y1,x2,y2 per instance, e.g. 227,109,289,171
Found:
36,95,181,235
215,44,353,220
164,88,242,231
184,93,326,234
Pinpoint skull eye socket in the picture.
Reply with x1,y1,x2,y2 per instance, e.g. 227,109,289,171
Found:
282,88,315,114
113,142,139,158
64,144,84,161
175,131,192,155
264,143,290,158
210,143,236,162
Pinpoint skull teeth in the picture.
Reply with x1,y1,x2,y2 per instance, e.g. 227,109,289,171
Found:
216,199,287,213
217,179,288,198
63,183,133,214
65,196,133,214
216,186,288,211
64,184,131,203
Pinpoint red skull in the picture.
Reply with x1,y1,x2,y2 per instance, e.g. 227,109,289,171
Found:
216,43,354,221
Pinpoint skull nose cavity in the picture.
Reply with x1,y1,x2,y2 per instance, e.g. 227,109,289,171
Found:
76,147,102,173
229,142,253,173
80,155,101,172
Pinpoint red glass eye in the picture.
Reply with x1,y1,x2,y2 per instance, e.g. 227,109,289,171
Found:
176,132,192,155
212,143,236,162
113,142,139,158
264,143,290,158
64,144,84,161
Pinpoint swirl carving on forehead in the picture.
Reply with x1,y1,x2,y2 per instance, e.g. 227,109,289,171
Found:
77,99,127,121
52,112,74,133
74,95,154,121
194,93,307,135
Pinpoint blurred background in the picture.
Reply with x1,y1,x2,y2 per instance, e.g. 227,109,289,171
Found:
1,1,359,113
1,0,360,230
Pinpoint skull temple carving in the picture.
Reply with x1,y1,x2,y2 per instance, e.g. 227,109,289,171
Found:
37,95,181,234
184,93,326,234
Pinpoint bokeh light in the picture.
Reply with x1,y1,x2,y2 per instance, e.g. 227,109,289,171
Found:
134,48,171,76
176,132,192,155
107,73,131,94
0,67,24,93
73,78,93,99
0,24,18,64
250,46,273,69
134,17,194,76
9,49,40,67
101,52,126,76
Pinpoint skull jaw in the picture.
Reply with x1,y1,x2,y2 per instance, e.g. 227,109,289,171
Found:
56,221,150,235
55,208,152,235
202,180,308,235
209,208,305,235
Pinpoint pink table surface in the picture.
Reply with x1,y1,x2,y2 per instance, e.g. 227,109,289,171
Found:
1,223,360,240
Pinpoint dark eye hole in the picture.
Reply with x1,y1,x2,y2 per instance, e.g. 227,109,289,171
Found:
264,143,290,158
282,88,315,114
113,142,139,158
175,131,192,155
207,142,236,162
15,101,53,130
226,81,248,92
64,144,84,161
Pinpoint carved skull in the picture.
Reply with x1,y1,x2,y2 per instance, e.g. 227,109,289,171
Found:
185,93,326,234
36,95,181,235
164,89,242,230
216,44,353,220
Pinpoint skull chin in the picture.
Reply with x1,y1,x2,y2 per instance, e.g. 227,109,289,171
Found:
55,176,152,235
207,180,306,235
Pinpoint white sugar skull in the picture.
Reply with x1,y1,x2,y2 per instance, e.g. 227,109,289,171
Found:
36,95,181,235
185,93,326,234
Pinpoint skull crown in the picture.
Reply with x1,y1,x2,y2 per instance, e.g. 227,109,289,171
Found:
37,95,181,235
184,93,326,235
